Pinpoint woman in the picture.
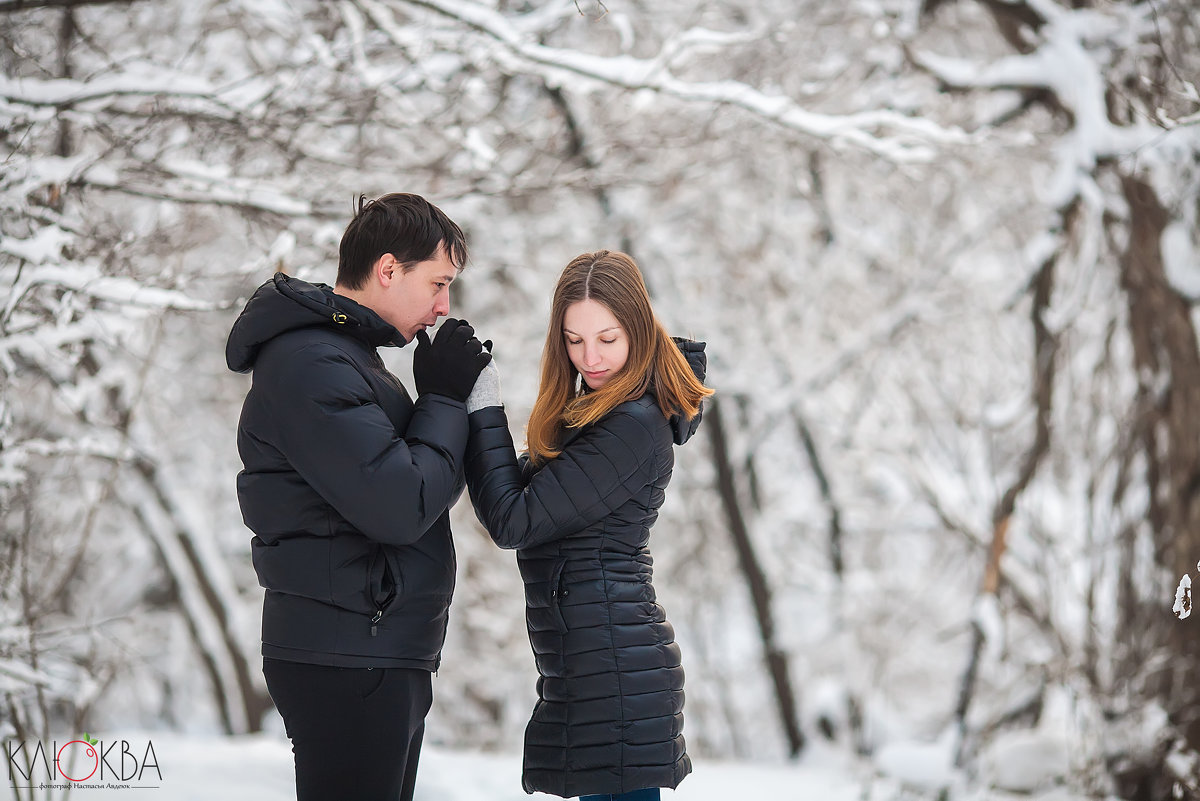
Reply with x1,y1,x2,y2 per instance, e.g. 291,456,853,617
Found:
463,250,713,800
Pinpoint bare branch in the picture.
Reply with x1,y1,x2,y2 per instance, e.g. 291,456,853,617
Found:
77,168,321,217
572,0,607,20
0,0,143,11
365,0,970,162
953,220,1061,764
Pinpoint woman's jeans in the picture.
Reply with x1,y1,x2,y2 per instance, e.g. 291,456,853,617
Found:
580,790,662,801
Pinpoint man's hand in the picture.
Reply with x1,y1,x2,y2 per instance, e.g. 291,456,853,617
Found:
413,319,491,402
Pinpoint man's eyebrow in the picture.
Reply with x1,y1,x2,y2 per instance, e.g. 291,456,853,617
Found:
438,273,456,284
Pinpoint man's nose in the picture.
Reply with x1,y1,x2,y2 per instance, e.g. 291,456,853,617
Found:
434,293,450,317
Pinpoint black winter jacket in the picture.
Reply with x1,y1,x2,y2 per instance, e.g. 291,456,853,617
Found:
465,341,706,797
227,273,466,670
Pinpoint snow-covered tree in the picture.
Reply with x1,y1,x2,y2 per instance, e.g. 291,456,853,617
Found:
908,0,1200,789
3,0,1198,795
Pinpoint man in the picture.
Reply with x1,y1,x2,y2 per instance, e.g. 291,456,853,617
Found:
225,193,490,800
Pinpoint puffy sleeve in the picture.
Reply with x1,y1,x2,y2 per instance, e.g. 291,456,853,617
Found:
260,341,467,545
465,404,660,550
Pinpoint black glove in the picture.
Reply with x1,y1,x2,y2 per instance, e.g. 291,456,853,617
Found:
413,319,492,402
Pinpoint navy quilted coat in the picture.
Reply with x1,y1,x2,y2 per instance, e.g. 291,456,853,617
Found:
465,341,706,797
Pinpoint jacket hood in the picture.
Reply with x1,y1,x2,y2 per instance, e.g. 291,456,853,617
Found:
226,273,405,373
667,337,707,446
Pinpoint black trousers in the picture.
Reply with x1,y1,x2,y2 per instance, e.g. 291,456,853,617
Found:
263,658,433,801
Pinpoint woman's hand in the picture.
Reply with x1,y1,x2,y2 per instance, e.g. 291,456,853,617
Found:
466,350,503,414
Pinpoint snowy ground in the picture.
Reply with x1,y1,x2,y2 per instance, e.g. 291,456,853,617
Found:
29,733,850,800
18,732,1090,800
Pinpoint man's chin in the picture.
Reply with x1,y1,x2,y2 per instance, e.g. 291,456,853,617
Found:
403,324,431,342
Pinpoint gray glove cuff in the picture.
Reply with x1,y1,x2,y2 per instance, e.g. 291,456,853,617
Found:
466,359,503,414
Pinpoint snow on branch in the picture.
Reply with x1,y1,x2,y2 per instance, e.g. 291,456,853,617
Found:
0,317,125,370
652,24,767,69
0,70,214,108
0,225,74,265
0,435,134,487
4,152,316,218
0,658,54,693
367,0,970,162
1173,110,1200,128
1176,574,1192,620
1,154,90,197
80,164,315,217
1160,107,1200,130
912,2,1163,205
1175,562,1200,621
2,261,219,313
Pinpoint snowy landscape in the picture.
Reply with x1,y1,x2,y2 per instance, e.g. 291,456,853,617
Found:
0,728,1093,800
3,0,1200,799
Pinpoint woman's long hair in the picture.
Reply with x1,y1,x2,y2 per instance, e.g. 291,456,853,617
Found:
526,250,714,465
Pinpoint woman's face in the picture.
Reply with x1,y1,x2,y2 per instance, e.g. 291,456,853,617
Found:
562,299,629,390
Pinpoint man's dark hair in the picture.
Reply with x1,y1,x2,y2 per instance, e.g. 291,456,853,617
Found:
337,193,469,289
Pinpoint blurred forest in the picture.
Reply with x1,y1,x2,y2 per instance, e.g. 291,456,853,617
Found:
2,0,1199,797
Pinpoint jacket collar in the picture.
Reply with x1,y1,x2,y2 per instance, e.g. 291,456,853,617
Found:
225,273,405,373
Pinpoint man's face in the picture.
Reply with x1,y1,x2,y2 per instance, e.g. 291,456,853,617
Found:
378,246,456,342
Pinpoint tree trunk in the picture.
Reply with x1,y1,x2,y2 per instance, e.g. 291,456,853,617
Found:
131,458,273,734
705,396,806,757
795,411,844,579
1116,171,1200,752
954,236,1059,763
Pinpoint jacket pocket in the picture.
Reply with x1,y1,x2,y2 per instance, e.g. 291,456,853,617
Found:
523,555,569,635
548,558,569,634
362,546,401,637
372,546,405,608
325,537,378,612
